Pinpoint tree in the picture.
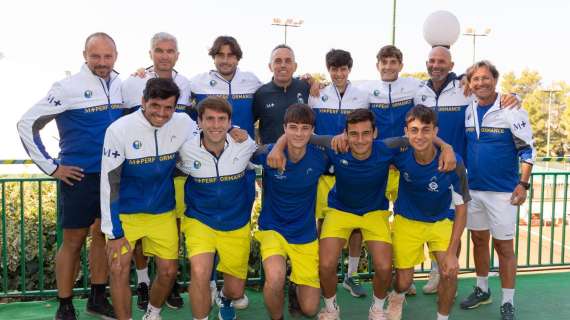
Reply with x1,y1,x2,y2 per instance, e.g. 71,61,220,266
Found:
500,70,569,156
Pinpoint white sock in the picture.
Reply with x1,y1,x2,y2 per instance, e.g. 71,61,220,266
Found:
502,288,515,305
136,267,150,285
437,312,449,320
476,276,489,293
147,303,161,316
373,294,386,310
324,295,338,312
431,261,439,273
210,280,217,288
347,256,359,275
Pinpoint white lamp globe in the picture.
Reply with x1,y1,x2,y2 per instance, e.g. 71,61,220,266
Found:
423,10,460,47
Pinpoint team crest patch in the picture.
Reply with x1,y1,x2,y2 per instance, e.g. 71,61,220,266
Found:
84,90,93,98
209,80,217,87
427,176,439,192
403,172,411,182
193,160,201,169
297,93,304,103
421,95,427,102
321,95,328,102
373,89,380,97
340,159,349,166
132,140,142,149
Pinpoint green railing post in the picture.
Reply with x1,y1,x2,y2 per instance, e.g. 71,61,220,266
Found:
538,174,546,265
38,181,45,293
526,174,534,266
1,182,7,294
562,175,568,263
550,175,558,264
19,182,26,293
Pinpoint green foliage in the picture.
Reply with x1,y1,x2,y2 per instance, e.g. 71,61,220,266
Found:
500,70,570,156
1,180,58,292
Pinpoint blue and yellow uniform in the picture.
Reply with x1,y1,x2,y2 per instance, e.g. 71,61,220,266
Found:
252,145,330,288
177,134,257,279
391,148,470,268
309,82,368,219
321,140,401,244
100,110,198,258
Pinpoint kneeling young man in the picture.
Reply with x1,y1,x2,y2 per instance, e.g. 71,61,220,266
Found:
101,78,198,320
386,105,470,320
252,104,329,319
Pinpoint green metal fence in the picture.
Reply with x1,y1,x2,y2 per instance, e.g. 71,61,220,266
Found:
1,170,569,298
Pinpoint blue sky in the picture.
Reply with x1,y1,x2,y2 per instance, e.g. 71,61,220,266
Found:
1,0,569,161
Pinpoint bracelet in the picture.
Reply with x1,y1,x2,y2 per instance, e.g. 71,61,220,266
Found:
518,181,530,190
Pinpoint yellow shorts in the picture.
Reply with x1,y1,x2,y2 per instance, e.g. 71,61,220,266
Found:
174,176,187,219
119,210,178,259
315,175,335,220
254,230,319,288
181,217,251,279
385,168,400,202
321,208,392,244
392,215,453,269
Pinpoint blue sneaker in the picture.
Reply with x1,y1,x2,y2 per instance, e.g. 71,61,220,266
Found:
460,287,492,309
218,293,236,320
500,302,516,320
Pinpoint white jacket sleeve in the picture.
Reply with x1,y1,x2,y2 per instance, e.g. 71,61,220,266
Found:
100,126,126,239
17,82,68,175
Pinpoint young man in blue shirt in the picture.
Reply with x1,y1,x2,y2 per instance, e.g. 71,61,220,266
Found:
385,105,470,320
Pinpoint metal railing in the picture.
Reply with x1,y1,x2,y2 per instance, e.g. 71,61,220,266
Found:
1,171,569,298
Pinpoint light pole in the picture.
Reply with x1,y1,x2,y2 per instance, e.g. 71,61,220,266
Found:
271,18,303,45
463,27,491,64
542,86,561,156
391,0,397,45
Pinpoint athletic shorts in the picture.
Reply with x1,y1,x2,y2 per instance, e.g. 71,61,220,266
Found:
467,190,517,240
321,208,392,244
315,175,335,220
174,176,187,219
119,210,178,259
181,217,251,279
59,173,101,229
392,215,452,269
385,168,400,203
254,230,319,288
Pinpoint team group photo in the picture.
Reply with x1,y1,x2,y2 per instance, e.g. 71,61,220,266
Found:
2,1,569,320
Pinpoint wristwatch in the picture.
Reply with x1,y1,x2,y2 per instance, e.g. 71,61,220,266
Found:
518,181,530,190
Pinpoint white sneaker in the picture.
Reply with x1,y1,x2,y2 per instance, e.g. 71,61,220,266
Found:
368,304,388,320
210,282,218,307
317,306,341,320
385,292,405,320
142,310,162,320
422,271,440,294
406,282,416,296
215,292,249,310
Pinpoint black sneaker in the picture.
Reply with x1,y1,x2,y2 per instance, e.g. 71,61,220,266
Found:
288,282,302,318
165,282,184,310
54,302,77,320
136,282,150,311
460,287,492,310
86,295,116,320
500,302,516,320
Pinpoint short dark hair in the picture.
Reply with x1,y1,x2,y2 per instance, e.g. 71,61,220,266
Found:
143,78,180,102
84,32,116,51
405,105,438,126
376,45,403,63
325,49,353,69
270,44,295,62
209,36,243,60
283,103,315,126
466,60,500,81
346,109,376,132
197,96,232,120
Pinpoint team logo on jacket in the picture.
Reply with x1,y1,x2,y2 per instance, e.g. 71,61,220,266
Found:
421,95,427,102
132,140,142,149
340,159,349,166
84,90,93,99
209,80,217,87
321,95,328,102
403,171,411,182
297,93,304,103
427,176,439,192
373,89,380,97
193,160,201,169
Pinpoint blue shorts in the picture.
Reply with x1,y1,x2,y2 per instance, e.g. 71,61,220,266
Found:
59,173,101,229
